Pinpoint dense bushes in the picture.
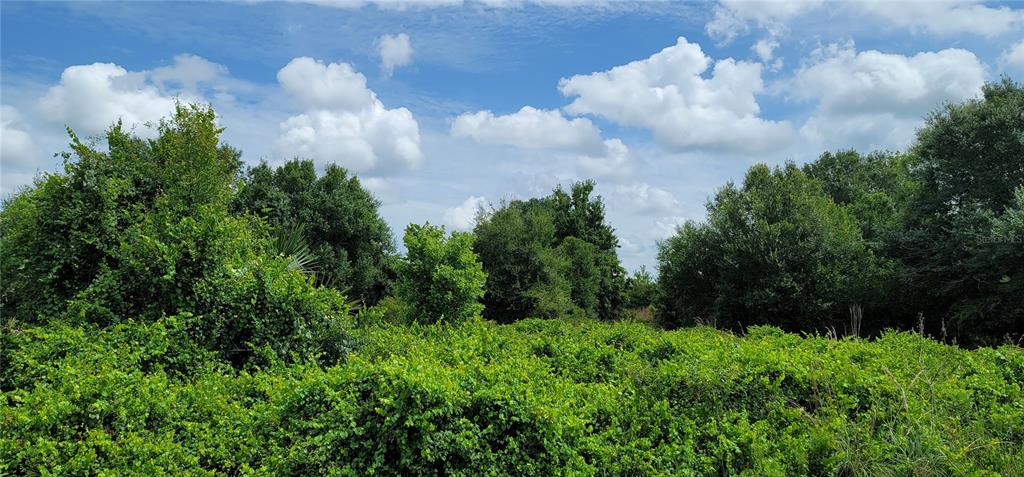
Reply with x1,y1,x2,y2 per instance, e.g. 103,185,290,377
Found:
3,318,1021,475
0,105,353,365
232,160,396,303
474,181,625,322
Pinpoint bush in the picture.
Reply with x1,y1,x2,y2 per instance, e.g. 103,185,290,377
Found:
395,223,486,324
2,319,1021,476
0,104,353,365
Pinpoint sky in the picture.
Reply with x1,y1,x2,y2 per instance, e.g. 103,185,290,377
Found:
2,0,1023,272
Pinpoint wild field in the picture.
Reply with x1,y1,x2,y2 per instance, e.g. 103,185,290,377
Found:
3,318,1022,476
1,77,1021,475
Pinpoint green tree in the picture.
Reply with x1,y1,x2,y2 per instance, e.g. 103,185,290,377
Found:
898,78,1024,344
232,160,396,303
623,266,658,310
473,182,625,322
803,150,918,329
0,104,352,365
658,163,880,332
396,223,486,324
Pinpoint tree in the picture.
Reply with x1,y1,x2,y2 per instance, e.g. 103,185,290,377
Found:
658,163,880,332
232,160,396,303
396,223,486,324
473,182,625,322
623,266,658,310
0,104,352,365
803,150,918,328
898,78,1024,344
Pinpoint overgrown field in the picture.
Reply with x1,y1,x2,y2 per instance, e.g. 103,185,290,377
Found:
3,318,1022,476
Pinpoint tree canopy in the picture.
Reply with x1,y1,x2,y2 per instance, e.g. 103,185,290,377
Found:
232,159,396,304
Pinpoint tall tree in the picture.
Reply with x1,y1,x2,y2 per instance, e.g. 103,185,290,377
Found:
899,78,1024,344
473,182,625,322
395,223,486,324
232,160,396,304
658,163,881,332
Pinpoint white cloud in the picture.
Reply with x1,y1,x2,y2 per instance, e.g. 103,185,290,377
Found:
444,195,487,230
752,37,778,63
576,138,631,180
611,182,679,216
1003,40,1024,69
855,1,1023,37
1,105,37,170
378,33,413,76
38,62,178,136
277,57,375,111
452,106,606,155
708,0,1023,43
559,36,794,154
275,57,423,173
150,54,231,90
792,43,986,150
360,176,399,204
653,216,688,239
706,0,822,43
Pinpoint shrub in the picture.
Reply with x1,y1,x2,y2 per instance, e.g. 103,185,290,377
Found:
2,319,1021,476
395,223,486,324
0,104,353,365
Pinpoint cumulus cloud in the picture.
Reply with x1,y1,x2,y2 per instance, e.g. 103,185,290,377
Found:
1004,40,1024,69
576,138,631,180
792,43,986,150
38,62,178,136
277,57,375,111
611,182,679,216
378,33,413,76
275,57,423,173
452,106,606,155
150,54,231,90
1,105,37,171
559,36,794,154
444,195,487,230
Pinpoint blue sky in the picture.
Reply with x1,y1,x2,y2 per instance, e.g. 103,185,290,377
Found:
3,1,1024,272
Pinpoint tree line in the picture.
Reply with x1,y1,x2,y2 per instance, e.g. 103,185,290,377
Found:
2,79,1021,357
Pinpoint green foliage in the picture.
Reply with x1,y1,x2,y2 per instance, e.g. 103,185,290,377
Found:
0,104,353,365
396,223,486,324
623,266,658,310
658,163,882,331
894,78,1024,345
232,159,396,303
3,319,1021,476
474,181,625,322
1,104,240,322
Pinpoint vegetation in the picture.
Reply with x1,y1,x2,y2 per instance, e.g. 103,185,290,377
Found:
232,159,396,304
658,163,880,332
0,105,353,366
473,181,625,322
2,318,1021,475
659,78,1024,345
395,223,486,325
1,80,1022,475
